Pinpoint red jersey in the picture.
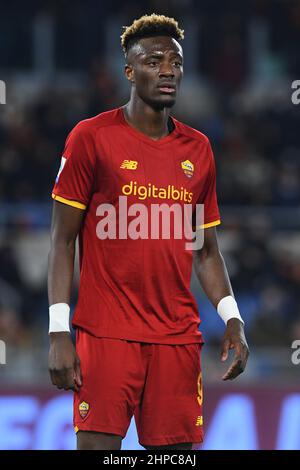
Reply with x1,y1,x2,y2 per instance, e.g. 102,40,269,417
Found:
52,107,220,344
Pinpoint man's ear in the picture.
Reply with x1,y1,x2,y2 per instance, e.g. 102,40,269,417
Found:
124,64,135,83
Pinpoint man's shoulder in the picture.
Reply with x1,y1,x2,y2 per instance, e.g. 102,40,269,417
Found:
173,117,209,145
71,107,122,136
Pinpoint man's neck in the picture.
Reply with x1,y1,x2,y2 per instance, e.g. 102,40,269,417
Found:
123,99,171,141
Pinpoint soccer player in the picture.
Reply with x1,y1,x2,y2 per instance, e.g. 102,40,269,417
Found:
48,14,249,450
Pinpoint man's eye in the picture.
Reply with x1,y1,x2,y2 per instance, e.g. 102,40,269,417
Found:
174,62,182,67
148,61,158,67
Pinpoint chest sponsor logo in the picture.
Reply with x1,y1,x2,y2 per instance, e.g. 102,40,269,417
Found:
122,180,193,203
120,160,138,170
181,159,194,178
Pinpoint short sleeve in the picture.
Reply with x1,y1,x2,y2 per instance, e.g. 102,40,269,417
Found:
52,122,96,210
197,140,221,229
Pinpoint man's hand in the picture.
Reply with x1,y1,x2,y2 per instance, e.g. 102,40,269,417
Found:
48,332,82,392
221,318,249,381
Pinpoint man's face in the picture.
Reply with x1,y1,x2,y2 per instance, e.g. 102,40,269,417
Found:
125,36,183,110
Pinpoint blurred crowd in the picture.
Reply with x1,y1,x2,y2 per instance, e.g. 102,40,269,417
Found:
0,0,300,380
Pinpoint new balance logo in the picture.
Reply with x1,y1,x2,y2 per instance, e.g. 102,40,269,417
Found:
196,416,203,426
120,160,138,170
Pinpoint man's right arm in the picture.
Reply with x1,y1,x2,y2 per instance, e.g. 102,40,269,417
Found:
48,200,85,392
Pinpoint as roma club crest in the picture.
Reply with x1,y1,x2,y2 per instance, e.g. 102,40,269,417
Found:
79,401,90,419
181,159,194,178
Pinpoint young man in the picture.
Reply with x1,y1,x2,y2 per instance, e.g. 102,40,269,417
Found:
48,14,249,450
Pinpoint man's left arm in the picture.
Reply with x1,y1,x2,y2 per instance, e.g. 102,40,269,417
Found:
193,226,249,380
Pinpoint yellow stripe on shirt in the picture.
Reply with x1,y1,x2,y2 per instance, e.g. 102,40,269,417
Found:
196,219,221,230
52,193,86,210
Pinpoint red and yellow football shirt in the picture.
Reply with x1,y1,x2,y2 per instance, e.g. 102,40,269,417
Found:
52,107,221,344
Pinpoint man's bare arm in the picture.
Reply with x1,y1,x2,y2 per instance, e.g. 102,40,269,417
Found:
48,201,84,304
193,227,249,380
48,201,85,392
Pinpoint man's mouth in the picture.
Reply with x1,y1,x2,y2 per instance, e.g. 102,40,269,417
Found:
158,84,176,94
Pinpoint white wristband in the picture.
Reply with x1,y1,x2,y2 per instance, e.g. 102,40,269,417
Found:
49,303,71,333
217,295,244,325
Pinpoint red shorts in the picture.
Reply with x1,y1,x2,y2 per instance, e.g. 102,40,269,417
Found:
74,328,204,447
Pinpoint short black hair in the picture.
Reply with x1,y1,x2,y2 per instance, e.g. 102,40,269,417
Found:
120,13,184,56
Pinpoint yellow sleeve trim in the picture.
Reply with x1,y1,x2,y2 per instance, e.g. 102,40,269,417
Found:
196,219,221,229
52,193,86,210
74,426,79,434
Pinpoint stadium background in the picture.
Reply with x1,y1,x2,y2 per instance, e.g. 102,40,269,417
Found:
0,0,300,449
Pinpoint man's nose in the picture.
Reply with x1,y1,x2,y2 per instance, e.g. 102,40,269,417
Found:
158,63,175,77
